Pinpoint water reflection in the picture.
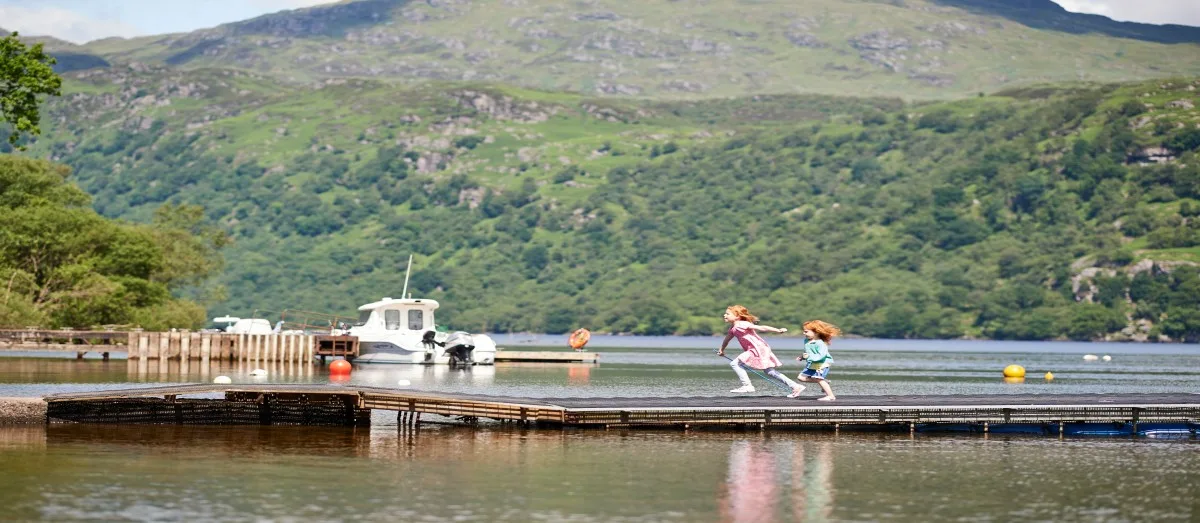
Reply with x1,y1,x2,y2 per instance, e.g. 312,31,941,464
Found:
41,424,375,457
720,439,834,523
126,358,317,382
789,442,833,522
0,426,45,449
0,425,1196,522
568,364,591,385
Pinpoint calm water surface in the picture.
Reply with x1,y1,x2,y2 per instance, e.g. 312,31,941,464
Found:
1,339,1198,521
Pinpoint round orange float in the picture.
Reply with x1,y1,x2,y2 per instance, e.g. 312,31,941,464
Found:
568,328,591,351
329,359,352,375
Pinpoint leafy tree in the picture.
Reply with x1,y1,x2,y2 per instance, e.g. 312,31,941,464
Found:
0,156,225,328
1066,304,1126,341
1166,128,1200,153
0,33,62,147
151,204,229,281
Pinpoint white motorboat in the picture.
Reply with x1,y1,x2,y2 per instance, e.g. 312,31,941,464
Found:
348,297,497,365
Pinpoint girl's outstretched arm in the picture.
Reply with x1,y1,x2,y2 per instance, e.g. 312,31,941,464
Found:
747,324,788,334
717,332,735,356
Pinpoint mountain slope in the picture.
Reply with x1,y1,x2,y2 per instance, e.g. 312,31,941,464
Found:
5,31,112,73
13,65,1200,340
69,0,1200,99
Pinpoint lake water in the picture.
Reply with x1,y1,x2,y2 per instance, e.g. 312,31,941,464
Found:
1,339,1198,521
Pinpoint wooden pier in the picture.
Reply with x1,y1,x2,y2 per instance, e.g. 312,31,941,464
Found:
495,351,598,363
41,385,1200,436
0,330,596,364
0,330,358,364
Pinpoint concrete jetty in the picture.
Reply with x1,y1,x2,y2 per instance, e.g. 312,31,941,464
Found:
0,397,47,424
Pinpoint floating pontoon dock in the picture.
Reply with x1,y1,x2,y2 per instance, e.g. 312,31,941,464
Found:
495,351,598,363
41,385,1200,436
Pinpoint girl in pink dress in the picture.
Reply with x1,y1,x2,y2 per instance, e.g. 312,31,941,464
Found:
718,305,805,397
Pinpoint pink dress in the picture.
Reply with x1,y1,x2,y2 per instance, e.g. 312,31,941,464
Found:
729,320,783,370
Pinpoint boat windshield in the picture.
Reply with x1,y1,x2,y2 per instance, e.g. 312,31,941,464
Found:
356,310,370,326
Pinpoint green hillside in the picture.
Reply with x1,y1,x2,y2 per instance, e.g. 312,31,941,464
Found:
58,0,1200,99
11,61,1200,341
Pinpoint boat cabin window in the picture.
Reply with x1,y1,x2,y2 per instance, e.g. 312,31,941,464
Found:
408,310,424,330
384,309,402,330
357,310,371,326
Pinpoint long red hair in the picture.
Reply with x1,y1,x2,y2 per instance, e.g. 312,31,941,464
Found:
803,320,841,343
726,305,758,323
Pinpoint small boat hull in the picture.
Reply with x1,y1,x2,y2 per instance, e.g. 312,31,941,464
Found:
353,339,497,365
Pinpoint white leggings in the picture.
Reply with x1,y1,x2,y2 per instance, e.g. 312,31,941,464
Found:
730,356,801,390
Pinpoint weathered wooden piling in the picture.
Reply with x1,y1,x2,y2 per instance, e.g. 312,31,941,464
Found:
0,330,357,364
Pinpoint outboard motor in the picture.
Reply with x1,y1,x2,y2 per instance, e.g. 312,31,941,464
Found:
421,330,440,350
442,331,475,367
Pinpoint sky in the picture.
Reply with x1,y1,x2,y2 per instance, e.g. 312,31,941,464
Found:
1,0,1198,44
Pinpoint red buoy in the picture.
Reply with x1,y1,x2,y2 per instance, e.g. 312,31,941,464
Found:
329,359,352,375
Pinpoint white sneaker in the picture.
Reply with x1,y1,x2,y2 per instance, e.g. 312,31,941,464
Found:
787,385,806,398
729,385,756,393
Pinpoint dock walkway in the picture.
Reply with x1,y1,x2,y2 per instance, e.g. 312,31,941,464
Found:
41,385,1200,435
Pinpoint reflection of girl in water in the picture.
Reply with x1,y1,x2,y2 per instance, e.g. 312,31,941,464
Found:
720,439,837,523
788,442,834,522
719,441,780,523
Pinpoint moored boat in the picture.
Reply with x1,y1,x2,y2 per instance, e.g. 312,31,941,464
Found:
348,297,497,365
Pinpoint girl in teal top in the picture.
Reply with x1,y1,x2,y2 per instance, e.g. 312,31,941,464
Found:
796,320,841,401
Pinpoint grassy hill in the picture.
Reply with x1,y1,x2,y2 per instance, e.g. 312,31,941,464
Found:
50,0,1200,99
6,2,1200,340
10,62,1200,341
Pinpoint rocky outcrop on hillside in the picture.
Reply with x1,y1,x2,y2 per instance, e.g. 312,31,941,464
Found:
784,18,827,49
849,30,911,72
1130,147,1176,164
47,65,279,141
1072,259,1199,341
448,90,557,123
1069,259,1200,303
847,28,953,85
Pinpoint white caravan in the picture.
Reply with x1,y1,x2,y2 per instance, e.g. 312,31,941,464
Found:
348,297,497,365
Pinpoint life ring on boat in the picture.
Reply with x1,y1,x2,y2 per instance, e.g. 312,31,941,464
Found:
568,328,591,351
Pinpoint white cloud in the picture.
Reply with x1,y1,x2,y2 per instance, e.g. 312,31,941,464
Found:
1053,0,1200,27
0,5,143,43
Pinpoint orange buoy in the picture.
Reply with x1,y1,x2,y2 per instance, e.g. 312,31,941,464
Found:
329,359,352,375
568,328,591,351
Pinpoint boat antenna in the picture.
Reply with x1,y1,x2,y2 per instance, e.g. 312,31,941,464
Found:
401,254,413,300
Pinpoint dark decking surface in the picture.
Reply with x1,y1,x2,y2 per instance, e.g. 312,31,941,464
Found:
544,393,1200,409
43,385,1200,410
